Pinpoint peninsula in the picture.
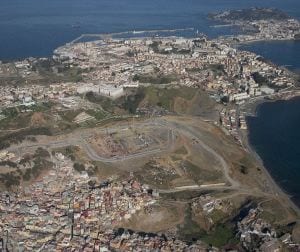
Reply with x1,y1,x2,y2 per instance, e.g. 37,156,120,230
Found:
0,7,299,251
209,7,300,43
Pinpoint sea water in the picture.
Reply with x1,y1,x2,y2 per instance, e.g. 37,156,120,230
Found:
0,0,300,60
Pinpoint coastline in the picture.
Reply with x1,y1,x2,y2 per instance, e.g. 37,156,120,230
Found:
2,28,300,220
240,94,300,216
236,39,300,79
235,37,299,45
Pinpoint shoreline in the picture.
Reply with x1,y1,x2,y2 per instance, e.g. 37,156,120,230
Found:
240,94,300,216
235,37,300,45
2,32,299,62
1,28,300,215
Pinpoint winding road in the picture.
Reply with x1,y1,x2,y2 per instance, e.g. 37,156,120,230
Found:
6,118,240,191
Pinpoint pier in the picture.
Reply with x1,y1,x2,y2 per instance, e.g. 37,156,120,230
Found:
69,28,195,44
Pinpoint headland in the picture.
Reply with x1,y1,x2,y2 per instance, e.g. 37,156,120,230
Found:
0,7,299,251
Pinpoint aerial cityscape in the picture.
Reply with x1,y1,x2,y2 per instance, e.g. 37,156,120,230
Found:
0,1,300,251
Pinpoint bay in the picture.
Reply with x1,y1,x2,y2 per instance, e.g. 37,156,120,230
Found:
240,39,300,207
239,40,300,73
0,0,300,60
1,0,300,208
247,98,300,207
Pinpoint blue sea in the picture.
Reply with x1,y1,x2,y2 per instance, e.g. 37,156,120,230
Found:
239,42,300,208
1,0,300,206
239,40,300,73
0,0,300,60
247,98,300,206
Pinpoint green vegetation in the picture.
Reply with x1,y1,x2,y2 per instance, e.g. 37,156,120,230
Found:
252,72,269,86
30,101,54,112
240,165,248,174
60,109,84,122
135,161,180,189
143,86,196,111
22,168,32,181
0,112,32,130
22,148,52,181
51,121,78,134
32,59,84,83
0,146,52,187
123,88,145,113
85,86,198,114
0,148,53,189
161,190,212,201
204,64,225,76
35,147,50,158
148,41,191,55
86,109,106,120
185,67,202,73
177,204,237,247
52,146,78,161
182,160,222,184
201,224,238,247
22,159,52,181
275,224,295,239
174,146,188,155
133,73,178,84
237,156,254,175
126,50,136,57
209,8,290,21
87,166,98,176
0,103,53,130
62,67,84,82
86,88,145,114
170,155,182,162
177,204,206,242
23,148,53,181
92,161,126,179
175,49,191,54
0,127,52,150
258,210,276,223
19,155,31,165
0,172,21,188
0,160,18,168
149,41,161,53
57,108,107,129
252,70,284,89
85,92,115,112
31,157,52,178
2,107,18,118
209,209,227,223
73,162,85,172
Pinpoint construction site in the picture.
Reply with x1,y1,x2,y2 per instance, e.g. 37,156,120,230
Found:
86,124,172,158
1,115,300,250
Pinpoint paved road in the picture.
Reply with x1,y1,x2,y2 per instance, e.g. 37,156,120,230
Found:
7,118,240,189
7,122,173,163
154,118,240,189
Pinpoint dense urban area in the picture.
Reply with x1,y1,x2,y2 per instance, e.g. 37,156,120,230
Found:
0,7,299,251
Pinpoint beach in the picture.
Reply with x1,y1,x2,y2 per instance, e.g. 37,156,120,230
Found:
240,94,300,217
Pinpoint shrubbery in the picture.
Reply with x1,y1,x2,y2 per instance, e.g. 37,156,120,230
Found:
73,163,85,172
